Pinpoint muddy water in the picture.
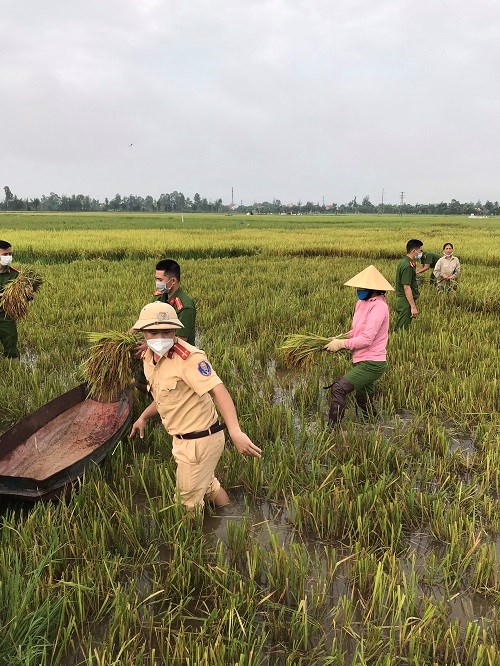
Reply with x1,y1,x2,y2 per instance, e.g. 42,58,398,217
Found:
203,492,498,629
20,348,38,370
3,364,498,660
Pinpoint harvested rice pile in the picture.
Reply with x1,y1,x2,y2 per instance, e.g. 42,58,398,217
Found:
0,268,43,319
81,331,141,402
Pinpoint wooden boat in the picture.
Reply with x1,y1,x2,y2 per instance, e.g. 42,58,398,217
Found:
0,384,133,500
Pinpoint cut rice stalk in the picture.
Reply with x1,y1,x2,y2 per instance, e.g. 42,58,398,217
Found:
279,333,346,368
0,268,43,320
81,331,141,402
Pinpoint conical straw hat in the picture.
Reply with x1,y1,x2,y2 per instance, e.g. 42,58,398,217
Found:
343,265,394,291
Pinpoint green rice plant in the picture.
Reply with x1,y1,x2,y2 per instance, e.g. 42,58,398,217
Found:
1,213,499,664
0,543,67,666
226,513,251,563
470,542,498,592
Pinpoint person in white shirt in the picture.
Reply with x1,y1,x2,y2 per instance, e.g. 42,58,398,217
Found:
433,243,461,291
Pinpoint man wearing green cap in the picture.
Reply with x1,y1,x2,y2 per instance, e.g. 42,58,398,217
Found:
324,265,393,426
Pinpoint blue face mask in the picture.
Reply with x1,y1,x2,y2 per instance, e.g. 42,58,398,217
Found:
356,289,372,300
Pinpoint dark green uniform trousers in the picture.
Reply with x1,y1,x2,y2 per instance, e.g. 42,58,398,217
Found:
344,360,387,397
0,315,19,358
394,296,412,331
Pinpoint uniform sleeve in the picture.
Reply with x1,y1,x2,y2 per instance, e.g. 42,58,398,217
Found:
181,353,222,396
400,264,414,286
178,305,195,341
343,302,388,351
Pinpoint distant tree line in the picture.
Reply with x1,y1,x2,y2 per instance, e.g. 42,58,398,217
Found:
1,186,498,216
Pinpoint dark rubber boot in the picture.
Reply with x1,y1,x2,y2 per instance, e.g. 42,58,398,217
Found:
328,378,355,427
355,393,377,419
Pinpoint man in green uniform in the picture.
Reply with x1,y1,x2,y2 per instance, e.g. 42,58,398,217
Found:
134,259,196,391
154,259,196,345
416,249,440,285
0,240,20,359
394,239,423,331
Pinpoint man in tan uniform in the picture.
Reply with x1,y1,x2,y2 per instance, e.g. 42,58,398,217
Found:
130,302,261,510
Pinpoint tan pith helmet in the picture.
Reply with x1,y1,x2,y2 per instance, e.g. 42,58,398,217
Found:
343,265,394,291
132,302,184,330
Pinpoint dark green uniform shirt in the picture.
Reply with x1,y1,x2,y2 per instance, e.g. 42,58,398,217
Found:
155,286,196,345
420,251,440,269
0,266,19,317
395,256,419,300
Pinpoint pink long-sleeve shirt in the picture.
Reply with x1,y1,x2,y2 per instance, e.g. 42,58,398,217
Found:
343,295,389,362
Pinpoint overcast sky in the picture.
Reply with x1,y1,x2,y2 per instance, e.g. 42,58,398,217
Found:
1,0,499,205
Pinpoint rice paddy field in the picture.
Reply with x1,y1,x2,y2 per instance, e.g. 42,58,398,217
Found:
0,212,499,665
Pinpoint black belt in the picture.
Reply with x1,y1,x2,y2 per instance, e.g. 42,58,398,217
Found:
175,422,226,440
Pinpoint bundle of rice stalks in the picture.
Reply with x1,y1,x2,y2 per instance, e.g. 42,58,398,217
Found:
81,331,141,402
0,268,43,320
279,333,346,368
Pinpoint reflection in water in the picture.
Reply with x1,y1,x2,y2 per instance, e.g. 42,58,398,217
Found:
20,348,38,370
204,491,292,548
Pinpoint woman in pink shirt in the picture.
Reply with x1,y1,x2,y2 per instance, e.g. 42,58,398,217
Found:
324,265,394,426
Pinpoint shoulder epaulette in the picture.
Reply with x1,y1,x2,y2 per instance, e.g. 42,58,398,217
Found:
168,296,184,312
172,342,191,360
10,265,20,274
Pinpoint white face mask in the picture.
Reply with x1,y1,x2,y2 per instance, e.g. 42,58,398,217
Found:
0,255,13,266
155,280,167,292
146,337,174,357
415,252,423,259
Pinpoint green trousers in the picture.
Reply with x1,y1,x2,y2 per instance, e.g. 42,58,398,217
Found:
394,296,412,331
344,361,387,396
0,314,19,358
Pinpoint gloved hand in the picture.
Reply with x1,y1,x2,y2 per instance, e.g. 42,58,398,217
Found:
324,338,346,353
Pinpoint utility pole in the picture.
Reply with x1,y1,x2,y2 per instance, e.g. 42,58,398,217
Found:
399,191,405,216
381,189,384,214
231,187,234,207
322,195,325,208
